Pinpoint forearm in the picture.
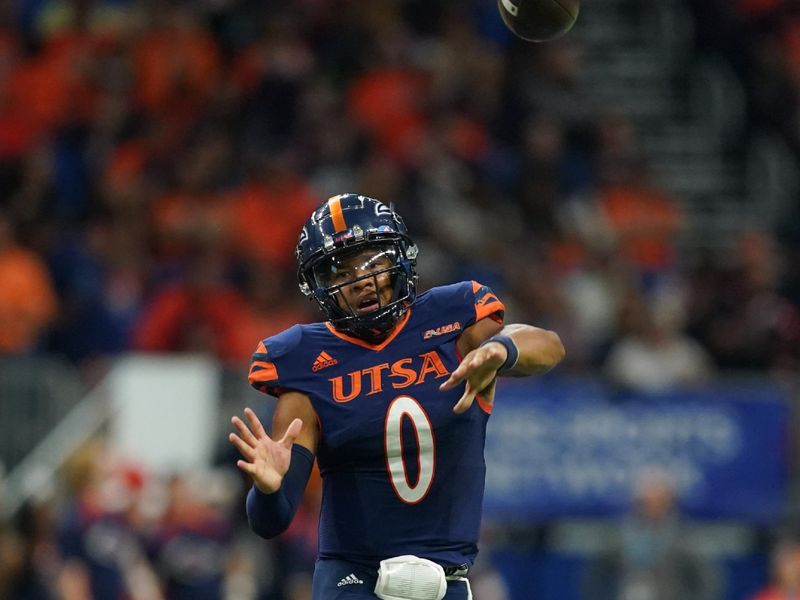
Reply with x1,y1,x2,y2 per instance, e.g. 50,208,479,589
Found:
494,323,565,376
246,444,314,538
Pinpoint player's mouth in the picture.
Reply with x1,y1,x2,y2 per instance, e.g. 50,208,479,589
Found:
356,295,380,314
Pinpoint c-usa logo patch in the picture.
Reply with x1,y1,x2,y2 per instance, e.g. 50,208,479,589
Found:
374,202,393,217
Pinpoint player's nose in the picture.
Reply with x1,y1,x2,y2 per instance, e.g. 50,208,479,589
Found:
355,275,376,291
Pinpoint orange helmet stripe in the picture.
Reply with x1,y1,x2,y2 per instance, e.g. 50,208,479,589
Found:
328,195,347,232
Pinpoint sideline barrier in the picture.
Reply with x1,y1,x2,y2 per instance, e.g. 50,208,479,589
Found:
484,377,790,523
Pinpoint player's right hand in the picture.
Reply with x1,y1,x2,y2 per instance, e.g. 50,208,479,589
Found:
229,408,303,494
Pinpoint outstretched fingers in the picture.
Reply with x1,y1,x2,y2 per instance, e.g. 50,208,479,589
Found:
452,381,477,414
235,459,256,475
442,347,501,413
244,407,268,439
440,356,475,391
229,432,256,460
231,415,258,446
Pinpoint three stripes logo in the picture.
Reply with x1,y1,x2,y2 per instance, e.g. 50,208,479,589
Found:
312,351,338,372
337,573,364,587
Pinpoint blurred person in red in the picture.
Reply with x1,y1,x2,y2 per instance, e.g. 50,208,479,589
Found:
345,3,429,166
0,210,57,354
582,469,721,600
131,236,246,364
135,223,316,368
587,114,684,285
57,439,161,600
132,4,221,115
748,540,800,600
598,164,684,284
226,265,315,367
150,129,235,262
230,151,317,273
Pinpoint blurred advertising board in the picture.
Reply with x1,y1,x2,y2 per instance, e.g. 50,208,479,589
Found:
484,377,791,523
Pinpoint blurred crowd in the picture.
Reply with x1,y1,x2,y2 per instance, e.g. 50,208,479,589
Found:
0,0,797,385
0,438,322,600
1,0,800,599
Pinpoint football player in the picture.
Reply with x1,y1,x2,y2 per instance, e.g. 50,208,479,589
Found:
229,193,565,599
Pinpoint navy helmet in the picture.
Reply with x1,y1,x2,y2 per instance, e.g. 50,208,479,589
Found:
296,194,418,341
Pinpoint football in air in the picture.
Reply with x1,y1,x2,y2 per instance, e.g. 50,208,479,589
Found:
498,0,580,42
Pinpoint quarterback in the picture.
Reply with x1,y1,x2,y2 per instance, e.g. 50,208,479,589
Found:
229,193,564,599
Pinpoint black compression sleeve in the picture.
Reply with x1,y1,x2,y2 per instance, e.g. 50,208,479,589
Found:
245,444,314,538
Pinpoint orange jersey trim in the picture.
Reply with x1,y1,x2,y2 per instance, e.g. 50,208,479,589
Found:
328,195,347,233
325,309,412,352
472,280,505,323
475,393,493,415
248,360,278,383
455,346,493,415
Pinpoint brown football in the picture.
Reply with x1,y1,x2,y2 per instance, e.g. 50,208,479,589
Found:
497,0,580,42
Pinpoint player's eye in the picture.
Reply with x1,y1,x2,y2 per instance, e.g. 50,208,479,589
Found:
332,269,353,282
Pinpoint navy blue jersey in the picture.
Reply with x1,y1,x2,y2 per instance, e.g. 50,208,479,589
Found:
248,281,504,568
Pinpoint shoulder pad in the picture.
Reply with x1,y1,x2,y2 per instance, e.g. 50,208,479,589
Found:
252,325,304,361
248,325,304,394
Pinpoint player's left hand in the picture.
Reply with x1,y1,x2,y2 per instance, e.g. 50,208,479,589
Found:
439,342,507,413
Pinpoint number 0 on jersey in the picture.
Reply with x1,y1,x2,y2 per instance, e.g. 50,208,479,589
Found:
384,396,435,504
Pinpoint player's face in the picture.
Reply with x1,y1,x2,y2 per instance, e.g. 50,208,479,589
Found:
315,246,395,316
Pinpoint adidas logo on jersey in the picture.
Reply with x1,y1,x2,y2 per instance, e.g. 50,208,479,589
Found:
312,351,338,371
337,573,364,587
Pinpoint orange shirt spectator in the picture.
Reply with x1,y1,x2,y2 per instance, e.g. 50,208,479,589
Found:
132,280,246,364
2,31,100,151
133,14,221,112
347,68,429,163
132,230,237,362
600,182,683,273
151,191,233,259
0,218,58,353
230,174,317,271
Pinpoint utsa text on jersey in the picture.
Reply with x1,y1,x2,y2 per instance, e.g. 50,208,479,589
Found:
330,350,449,402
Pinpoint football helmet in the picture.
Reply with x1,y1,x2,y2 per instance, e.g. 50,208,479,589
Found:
296,194,418,341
